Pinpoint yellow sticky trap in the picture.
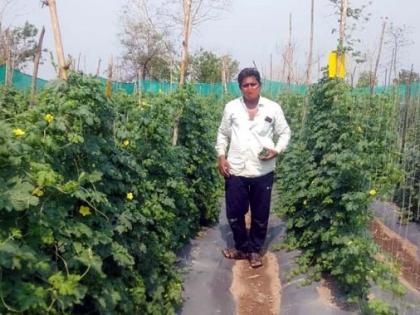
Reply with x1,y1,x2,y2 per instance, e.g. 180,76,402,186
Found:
105,79,112,97
328,51,346,79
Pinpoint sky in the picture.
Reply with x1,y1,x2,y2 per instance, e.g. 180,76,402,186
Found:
3,0,419,83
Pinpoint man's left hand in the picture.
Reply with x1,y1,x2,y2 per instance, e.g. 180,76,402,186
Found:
258,148,278,160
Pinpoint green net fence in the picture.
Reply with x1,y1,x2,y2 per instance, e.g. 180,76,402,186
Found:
0,65,309,97
0,65,48,90
1,64,419,97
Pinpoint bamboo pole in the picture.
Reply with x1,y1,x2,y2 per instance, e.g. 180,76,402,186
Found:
317,54,320,81
179,0,192,86
173,0,192,146
221,55,227,95
105,56,113,98
371,19,387,94
46,0,67,80
388,47,395,85
4,28,12,86
399,65,414,160
31,26,45,105
77,53,81,71
269,53,273,96
336,0,347,77
287,13,293,86
305,0,314,85
96,58,101,77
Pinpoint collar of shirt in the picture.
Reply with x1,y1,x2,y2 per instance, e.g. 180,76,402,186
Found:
240,96,265,110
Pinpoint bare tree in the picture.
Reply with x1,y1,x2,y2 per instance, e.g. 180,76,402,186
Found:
385,23,412,84
0,0,12,24
159,0,232,145
158,0,231,85
120,19,173,81
120,0,174,81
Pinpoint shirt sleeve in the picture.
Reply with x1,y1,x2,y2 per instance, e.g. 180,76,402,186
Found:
273,105,291,154
215,105,231,157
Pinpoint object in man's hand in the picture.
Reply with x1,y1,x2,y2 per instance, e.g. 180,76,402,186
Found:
258,147,270,158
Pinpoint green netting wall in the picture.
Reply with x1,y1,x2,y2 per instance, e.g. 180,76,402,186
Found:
0,65,48,90
0,64,418,97
0,64,308,97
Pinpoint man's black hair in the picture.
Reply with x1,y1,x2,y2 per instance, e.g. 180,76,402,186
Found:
237,67,261,87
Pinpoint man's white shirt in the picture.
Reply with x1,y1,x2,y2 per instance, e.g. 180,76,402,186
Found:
216,96,291,177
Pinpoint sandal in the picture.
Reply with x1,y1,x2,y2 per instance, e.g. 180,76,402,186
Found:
222,248,249,260
248,252,263,268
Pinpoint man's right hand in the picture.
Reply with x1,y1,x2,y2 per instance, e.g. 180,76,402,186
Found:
218,155,230,177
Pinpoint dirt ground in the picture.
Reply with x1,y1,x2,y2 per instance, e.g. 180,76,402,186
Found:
228,214,420,315
230,252,281,315
370,218,420,290
180,203,420,315
228,211,281,315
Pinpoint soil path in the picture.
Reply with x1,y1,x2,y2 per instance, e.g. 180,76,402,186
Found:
231,252,281,315
179,200,420,315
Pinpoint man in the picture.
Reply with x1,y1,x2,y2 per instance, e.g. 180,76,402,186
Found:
215,67,291,268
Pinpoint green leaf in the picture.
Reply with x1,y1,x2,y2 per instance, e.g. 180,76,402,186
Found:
111,241,134,268
4,181,38,211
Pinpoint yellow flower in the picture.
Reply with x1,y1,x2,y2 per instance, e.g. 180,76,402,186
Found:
303,200,307,206
79,205,91,216
126,192,134,201
123,139,130,146
32,187,44,197
13,128,25,137
369,189,377,197
44,113,54,124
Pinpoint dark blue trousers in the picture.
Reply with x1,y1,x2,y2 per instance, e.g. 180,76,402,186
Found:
225,172,274,253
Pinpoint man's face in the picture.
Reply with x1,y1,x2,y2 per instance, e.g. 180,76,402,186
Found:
240,76,260,102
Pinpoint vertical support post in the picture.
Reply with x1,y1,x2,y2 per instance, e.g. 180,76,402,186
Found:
105,56,113,98
4,28,12,86
46,0,67,80
31,26,45,105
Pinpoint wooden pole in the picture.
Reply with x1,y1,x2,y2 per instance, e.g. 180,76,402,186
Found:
105,56,113,97
31,26,45,105
76,52,81,71
270,53,273,81
305,0,314,85
337,0,347,76
221,55,227,95
173,0,192,146
96,58,101,77
46,0,67,80
371,19,387,94
287,13,293,86
399,65,414,161
270,53,273,96
317,54,320,81
388,47,394,85
179,0,192,86
4,28,12,86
